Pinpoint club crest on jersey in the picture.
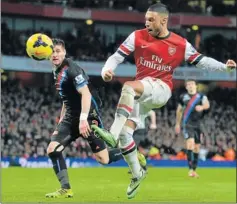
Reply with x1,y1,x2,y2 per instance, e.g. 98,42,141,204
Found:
168,46,176,56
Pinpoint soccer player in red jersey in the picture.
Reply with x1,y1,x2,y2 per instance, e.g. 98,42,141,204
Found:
92,2,236,199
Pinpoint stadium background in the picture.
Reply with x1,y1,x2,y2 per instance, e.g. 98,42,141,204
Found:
0,0,236,202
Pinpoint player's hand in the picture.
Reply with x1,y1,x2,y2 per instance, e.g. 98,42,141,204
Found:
102,70,114,82
195,105,204,112
175,124,181,134
149,124,157,130
226,59,236,70
79,120,91,138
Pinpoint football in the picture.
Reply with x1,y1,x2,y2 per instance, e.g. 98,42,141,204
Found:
26,33,53,61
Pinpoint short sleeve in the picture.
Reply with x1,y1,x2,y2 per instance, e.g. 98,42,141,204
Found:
68,59,88,90
202,95,208,104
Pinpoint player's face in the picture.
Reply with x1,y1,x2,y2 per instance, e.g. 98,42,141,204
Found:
186,81,197,94
50,45,66,66
145,11,167,37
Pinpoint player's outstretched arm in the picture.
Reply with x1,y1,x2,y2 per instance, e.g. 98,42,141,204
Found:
196,56,236,71
185,41,236,71
101,32,135,82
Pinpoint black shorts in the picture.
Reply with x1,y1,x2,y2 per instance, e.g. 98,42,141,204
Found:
183,126,201,144
51,117,106,153
133,128,147,146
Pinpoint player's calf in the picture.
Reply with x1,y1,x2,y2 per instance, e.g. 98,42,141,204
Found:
193,144,200,171
119,126,142,178
87,132,123,164
47,142,71,190
95,151,110,164
186,138,195,171
94,148,123,165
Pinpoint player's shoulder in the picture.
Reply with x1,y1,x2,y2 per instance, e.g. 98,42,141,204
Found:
181,92,191,100
169,32,187,45
170,32,185,40
66,58,79,68
198,92,207,98
134,28,149,38
66,58,82,72
66,58,88,77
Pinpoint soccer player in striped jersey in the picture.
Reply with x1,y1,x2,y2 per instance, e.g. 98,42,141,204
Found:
92,2,236,199
175,80,210,178
45,39,123,198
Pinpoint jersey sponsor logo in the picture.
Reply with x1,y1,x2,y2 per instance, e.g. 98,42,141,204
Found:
152,55,163,63
139,55,172,71
75,74,85,84
168,46,176,56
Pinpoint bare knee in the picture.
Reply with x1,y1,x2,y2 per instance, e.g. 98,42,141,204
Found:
94,149,110,165
186,138,195,150
46,141,62,155
95,156,109,165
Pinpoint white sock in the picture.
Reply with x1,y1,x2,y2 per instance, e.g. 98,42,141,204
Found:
110,85,135,140
119,126,141,178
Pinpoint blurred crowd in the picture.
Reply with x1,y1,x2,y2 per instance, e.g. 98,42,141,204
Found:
1,21,237,64
1,21,125,62
1,77,236,161
4,0,237,16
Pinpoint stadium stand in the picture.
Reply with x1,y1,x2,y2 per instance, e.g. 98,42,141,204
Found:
1,77,236,160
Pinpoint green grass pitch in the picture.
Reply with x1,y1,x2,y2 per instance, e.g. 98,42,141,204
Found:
1,167,236,203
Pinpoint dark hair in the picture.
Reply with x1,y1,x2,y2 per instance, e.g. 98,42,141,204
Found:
185,79,197,86
147,2,169,15
52,38,65,48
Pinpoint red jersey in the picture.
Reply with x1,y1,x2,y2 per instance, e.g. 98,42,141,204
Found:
118,29,202,90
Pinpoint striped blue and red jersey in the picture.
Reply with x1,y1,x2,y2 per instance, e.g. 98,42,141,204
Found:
179,92,208,127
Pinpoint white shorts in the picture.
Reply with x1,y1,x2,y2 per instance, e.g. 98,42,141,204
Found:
128,77,172,129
